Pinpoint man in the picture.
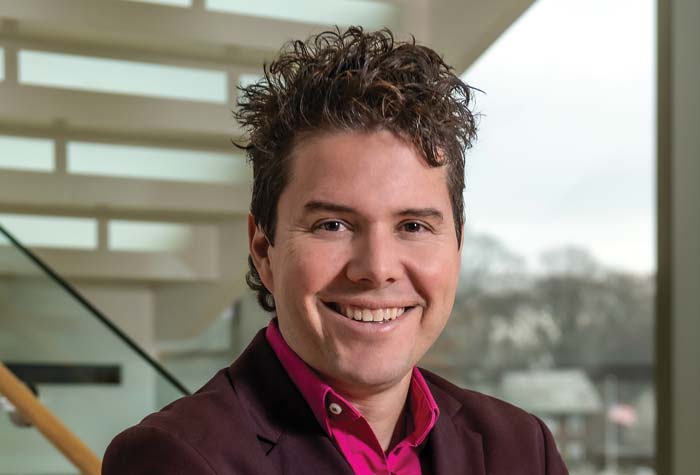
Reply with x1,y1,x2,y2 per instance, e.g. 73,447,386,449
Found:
103,27,568,474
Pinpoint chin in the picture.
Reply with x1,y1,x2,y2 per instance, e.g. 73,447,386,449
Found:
333,358,413,391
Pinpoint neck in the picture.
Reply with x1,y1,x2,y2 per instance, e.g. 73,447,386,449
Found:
332,372,413,452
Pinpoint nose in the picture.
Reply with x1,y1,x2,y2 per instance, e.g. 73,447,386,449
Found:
345,227,403,287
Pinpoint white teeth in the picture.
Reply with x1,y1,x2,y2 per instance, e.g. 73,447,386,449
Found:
333,304,408,323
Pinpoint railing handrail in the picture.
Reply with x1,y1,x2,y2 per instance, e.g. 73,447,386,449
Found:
0,221,190,396
0,361,102,475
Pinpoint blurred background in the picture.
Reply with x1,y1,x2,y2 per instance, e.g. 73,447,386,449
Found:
0,1,697,474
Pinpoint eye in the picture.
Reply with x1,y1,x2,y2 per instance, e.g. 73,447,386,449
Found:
401,221,427,233
316,220,347,232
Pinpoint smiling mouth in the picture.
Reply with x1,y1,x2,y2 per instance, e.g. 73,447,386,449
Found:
323,302,412,323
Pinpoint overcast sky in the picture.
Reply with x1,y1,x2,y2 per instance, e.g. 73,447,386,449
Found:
460,0,655,274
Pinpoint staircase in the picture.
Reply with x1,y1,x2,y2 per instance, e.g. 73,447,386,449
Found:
0,1,535,473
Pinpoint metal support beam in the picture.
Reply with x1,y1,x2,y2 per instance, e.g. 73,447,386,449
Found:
97,217,108,252
54,136,67,175
656,0,700,473
3,44,17,85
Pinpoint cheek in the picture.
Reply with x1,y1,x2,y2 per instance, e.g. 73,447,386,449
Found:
408,245,461,302
272,240,348,299
414,249,459,344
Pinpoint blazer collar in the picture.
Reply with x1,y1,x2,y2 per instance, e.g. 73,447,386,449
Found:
227,329,318,444
228,330,484,475
227,329,353,474
424,375,486,475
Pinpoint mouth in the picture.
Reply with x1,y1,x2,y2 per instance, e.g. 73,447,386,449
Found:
322,301,414,324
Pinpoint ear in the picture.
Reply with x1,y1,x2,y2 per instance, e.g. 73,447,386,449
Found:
248,214,275,291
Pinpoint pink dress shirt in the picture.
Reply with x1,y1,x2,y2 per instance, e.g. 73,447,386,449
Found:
265,318,439,475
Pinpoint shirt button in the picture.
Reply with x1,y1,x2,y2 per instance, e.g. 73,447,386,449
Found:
328,402,343,415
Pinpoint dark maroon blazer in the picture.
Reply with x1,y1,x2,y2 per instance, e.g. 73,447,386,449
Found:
103,330,568,474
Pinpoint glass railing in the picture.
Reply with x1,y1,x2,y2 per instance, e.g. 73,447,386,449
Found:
0,223,189,474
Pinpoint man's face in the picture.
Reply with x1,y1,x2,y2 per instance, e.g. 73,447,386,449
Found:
250,130,461,394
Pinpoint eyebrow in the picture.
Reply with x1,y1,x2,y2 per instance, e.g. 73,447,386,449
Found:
303,200,356,214
303,200,444,222
396,208,444,222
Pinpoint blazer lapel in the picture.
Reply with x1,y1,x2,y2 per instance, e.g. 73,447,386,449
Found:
230,332,483,475
228,330,353,475
426,380,486,475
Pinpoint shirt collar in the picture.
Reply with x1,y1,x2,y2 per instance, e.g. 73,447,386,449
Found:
265,318,439,445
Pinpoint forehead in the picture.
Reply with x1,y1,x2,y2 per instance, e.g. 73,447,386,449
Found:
280,130,452,217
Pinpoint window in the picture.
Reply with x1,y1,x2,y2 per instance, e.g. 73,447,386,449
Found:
0,215,97,249
126,0,190,6
109,221,193,252
0,136,54,172
67,142,249,184
206,0,398,30
19,50,227,103
423,0,656,472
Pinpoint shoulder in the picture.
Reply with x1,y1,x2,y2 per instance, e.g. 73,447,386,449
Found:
103,423,216,475
422,368,541,428
103,368,263,475
137,368,246,442
421,368,568,473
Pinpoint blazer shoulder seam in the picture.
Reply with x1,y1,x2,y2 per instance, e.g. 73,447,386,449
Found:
138,423,219,475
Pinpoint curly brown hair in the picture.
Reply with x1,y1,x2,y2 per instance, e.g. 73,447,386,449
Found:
235,26,478,312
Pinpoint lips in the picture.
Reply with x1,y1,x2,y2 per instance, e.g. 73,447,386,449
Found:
324,302,410,323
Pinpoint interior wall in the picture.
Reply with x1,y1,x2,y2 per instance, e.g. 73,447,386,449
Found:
75,284,155,351
0,278,161,473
